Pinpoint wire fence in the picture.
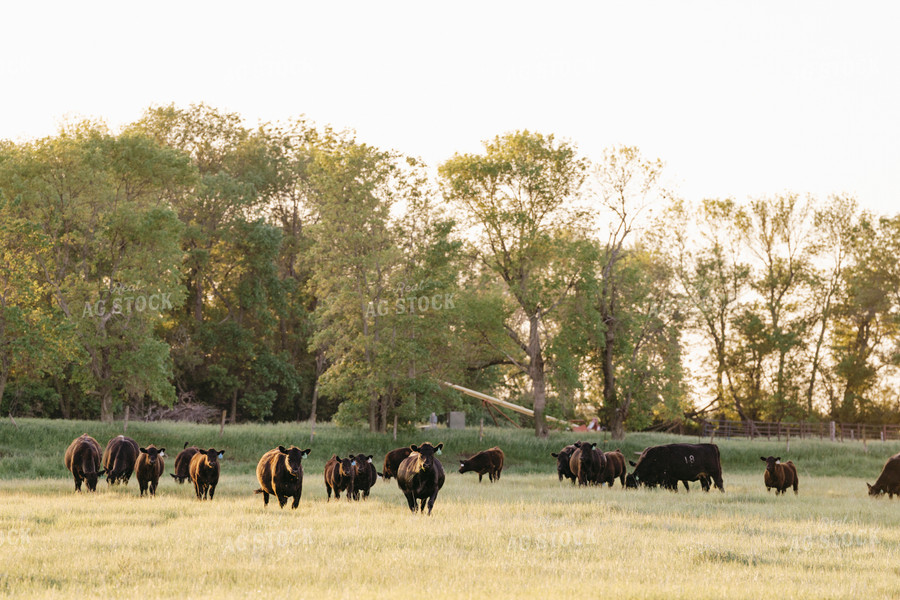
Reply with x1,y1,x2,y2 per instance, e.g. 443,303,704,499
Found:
700,419,900,442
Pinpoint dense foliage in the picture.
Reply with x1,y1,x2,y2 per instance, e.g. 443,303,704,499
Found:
2,105,899,436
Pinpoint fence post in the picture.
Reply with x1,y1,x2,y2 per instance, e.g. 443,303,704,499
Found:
830,421,835,442
220,410,227,437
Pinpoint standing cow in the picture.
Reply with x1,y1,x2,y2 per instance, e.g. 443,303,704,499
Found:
459,447,505,482
189,448,224,500
103,435,140,485
352,453,377,500
569,442,605,486
135,445,166,497
397,442,445,515
551,443,580,484
64,434,105,492
171,443,200,484
381,447,413,481
761,456,798,495
255,446,311,509
627,443,724,492
868,452,900,498
324,455,358,501
600,449,626,487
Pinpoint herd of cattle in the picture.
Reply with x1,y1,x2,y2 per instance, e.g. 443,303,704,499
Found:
63,434,900,513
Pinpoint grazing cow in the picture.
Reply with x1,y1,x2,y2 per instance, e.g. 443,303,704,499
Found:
397,442,445,515
761,456,798,495
868,452,900,498
189,448,224,500
627,443,724,492
569,442,605,486
255,446,311,509
64,434,105,492
352,454,377,500
381,447,413,481
324,455,358,501
459,447,505,482
135,445,166,497
170,443,200,484
102,435,140,485
600,449,626,487
551,443,580,484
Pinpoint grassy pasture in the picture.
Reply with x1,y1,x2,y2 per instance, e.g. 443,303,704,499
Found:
2,418,900,599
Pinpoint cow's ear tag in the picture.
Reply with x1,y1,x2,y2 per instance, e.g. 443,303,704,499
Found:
436,449,442,455
367,458,373,463
218,452,224,459
351,460,357,466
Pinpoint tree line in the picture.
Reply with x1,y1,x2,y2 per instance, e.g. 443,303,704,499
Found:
1,104,898,438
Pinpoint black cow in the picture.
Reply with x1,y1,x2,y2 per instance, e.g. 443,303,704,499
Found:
189,448,224,500
102,435,140,485
324,455,358,501
135,445,166,497
868,452,900,498
171,443,200,484
569,442,605,486
459,447,504,482
397,442,445,515
627,443,724,492
551,443,580,484
600,449,626,487
64,434,105,492
352,453,377,500
255,446,311,508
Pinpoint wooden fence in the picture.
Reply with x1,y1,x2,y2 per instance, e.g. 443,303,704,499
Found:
701,419,900,442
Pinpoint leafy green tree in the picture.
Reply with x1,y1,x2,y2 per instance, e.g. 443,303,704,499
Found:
439,131,588,438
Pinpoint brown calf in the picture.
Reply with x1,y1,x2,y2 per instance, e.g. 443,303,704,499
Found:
600,449,626,487
381,447,413,481
136,445,166,497
761,456,798,495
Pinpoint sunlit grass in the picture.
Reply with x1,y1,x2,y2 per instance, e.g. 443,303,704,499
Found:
2,472,900,599
3,419,900,598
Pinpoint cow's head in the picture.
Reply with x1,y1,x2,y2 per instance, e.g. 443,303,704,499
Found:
279,446,310,478
84,469,106,492
140,446,166,465
334,455,358,479
579,442,598,466
760,456,782,473
867,482,884,497
199,448,224,468
410,442,443,471
625,473,638,489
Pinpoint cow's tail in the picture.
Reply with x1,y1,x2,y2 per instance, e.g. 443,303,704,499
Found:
254,488,265,494
713,444,725,492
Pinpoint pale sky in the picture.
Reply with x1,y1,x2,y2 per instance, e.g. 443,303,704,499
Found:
2,1,899,215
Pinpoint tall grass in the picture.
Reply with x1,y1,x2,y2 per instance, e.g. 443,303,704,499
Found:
2,418,900,598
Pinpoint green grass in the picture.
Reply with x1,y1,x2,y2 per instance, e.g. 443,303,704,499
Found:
1,418,899,599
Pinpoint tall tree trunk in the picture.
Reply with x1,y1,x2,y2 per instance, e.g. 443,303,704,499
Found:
309,350,325,424
230,388,238,425
528,314,548,438
100,389,113,422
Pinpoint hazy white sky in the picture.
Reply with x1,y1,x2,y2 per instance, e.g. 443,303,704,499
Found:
2,1,898,215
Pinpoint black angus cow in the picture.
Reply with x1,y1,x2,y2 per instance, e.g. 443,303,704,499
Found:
868,452,900,498
324,455,358,501
189,448,224,500
171,443,200,484
135,445,166,497
352,453,378,500
551,443,580,484
64,434,105,492
397,442,445,515
459,447,504,483
627,443,724,492
255,445,311,508
569,442,606,486
600,449,627,487
102,435,140,485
